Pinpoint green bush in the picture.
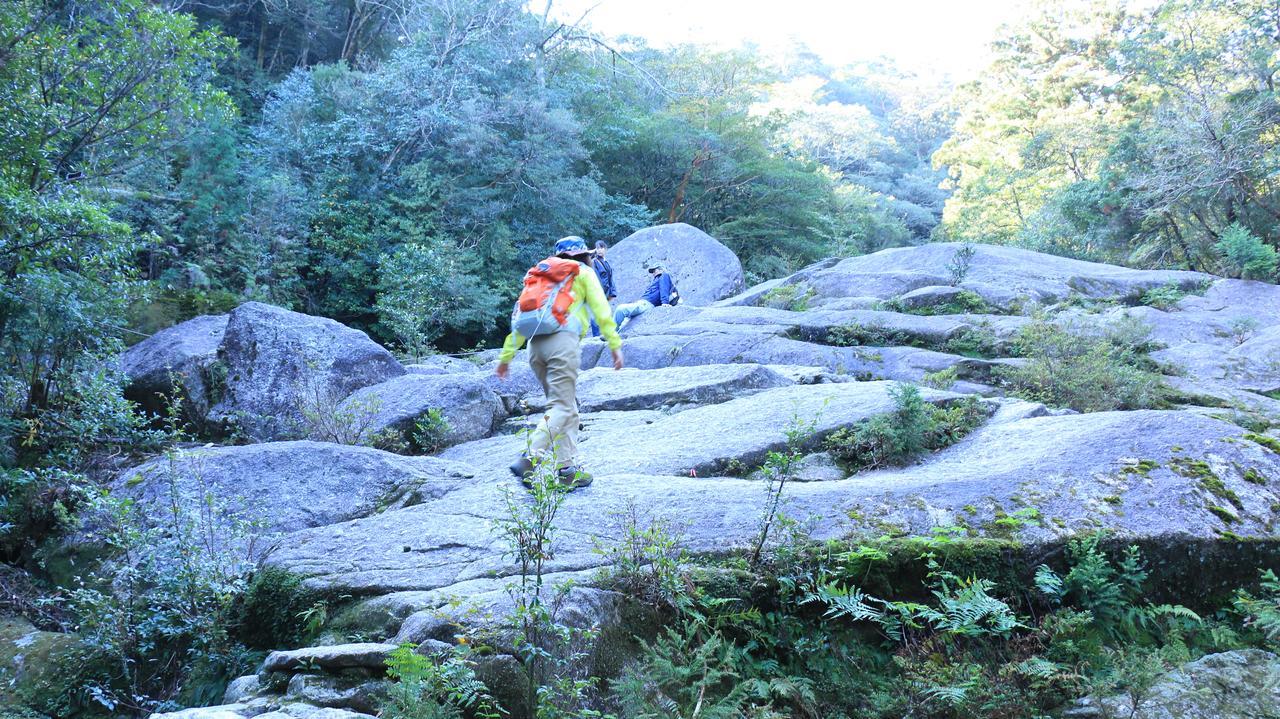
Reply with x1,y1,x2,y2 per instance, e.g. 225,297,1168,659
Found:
1216,223,1278,281
942,324,1001,358
409,409,452,455
825,322,915,348
231,567,323,652
0,468,86,563
825,385,988,472
883,289,990,316
64,452,266,714
759,284,816,311
946,244,977,286
998,315,1166,412
1139,282,1185,310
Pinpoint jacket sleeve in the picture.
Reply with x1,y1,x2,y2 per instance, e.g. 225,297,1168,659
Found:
658,274,674,305
497,328,527,364
578,268,623,351
604,262,618,298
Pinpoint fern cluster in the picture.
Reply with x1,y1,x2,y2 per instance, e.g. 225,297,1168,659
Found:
382,643,500,719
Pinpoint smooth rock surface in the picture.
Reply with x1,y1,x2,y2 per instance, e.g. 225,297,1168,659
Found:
224,674,262,703
114,442,475,536
609,223,745,306
893,285,970,310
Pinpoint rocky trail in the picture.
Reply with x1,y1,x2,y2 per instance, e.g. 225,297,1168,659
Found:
48,226,1280,717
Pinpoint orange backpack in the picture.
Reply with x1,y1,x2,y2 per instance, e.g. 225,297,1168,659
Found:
511,257,582,337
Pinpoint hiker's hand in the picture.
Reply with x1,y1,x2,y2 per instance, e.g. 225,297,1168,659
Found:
495,362,509,380
611,348,624,370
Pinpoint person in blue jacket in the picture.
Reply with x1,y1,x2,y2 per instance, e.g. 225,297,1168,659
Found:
613,259,677,331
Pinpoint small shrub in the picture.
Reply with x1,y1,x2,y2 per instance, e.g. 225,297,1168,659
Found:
1225,316,1259,345
1234,568,1280,642
942,324,1001,358
297,380,382,446
65,451,266,713
1216,223,1278,281
1139,282,1185,310
825,386,988,472
409,409,452,454
998,315,1165,412
0,468,87,562
231,567,324,651
826,322,914,348
596,499,687,610
760,283,817,311
752,414,819,568
922,367,959,390
946,243,977,286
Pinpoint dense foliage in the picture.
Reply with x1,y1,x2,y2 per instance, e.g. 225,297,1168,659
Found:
936,0,1280,277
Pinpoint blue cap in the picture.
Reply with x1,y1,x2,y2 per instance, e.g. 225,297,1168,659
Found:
555,236,589,256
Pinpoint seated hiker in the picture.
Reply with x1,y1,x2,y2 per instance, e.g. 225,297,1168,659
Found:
589,240,617,338
613,259,678,331
495,236,624,490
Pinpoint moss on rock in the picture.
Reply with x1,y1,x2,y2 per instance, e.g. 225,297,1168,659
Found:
1245,432,1280,453
0,617,109,718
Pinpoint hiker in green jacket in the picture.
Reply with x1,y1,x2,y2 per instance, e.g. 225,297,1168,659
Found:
495,236,624,488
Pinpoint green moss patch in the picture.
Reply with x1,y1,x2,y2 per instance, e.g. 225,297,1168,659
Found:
1208,505,1240,524
1244,467,1268,485
1199,476,1244,510
1245,433,1280,453
1121,459,1160,476
1170,457,1215,480
0,618,109,718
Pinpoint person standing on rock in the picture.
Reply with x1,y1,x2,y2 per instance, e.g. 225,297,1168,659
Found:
589,240,617,338
613,259,677,331
496,236,624,488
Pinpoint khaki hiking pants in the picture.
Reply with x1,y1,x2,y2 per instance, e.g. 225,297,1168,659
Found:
528,330,581,469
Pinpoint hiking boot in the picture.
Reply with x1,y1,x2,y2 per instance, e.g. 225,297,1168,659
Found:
556,466,593,489
508,455,534,479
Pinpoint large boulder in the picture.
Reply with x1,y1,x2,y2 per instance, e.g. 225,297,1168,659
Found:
609,223,744,306
209,303,405,439
114,441,475,536
120,314,228,422
336,373,505,450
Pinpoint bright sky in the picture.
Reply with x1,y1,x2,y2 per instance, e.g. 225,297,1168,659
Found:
547,0,1032,80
